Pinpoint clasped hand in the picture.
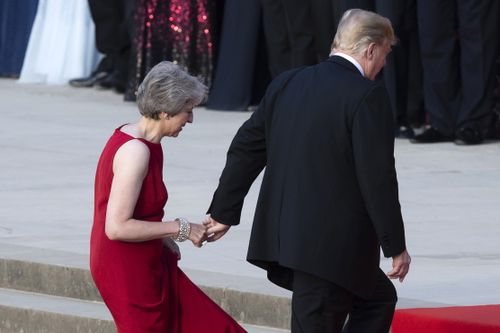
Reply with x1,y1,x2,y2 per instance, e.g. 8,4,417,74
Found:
164,216,230,258
202,216,231,242
188,216,230,246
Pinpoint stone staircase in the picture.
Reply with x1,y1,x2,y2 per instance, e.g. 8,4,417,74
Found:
0,243,290,333
0,243,445,332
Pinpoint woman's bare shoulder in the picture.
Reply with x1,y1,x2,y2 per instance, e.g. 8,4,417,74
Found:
113,139,150,175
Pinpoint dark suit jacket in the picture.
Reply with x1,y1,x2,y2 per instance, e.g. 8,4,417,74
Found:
208,56,406,298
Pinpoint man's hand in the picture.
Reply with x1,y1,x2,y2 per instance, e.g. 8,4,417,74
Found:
387,249,411,282
203,216,230,242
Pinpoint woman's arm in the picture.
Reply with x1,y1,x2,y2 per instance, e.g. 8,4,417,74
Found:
105,139,180,242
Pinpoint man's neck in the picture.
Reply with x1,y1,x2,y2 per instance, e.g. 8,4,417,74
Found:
331,51,365,77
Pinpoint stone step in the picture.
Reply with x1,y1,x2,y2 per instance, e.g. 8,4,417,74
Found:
0,288,289,333
0,288,114,333
0,242,291,329
0,242,445,332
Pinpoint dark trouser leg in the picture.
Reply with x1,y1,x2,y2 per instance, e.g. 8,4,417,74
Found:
88,0,122,71
88,0,133,91
377,0,424,128
114,0,134,86
417,0,459,137
404,0,425,128
88,0,132,77
376,0,407,124
291,270,352,333
260,0,291,77
281,0,317,67
309,0,336,61
343,269,397,333
331,0,344,30
456,0,500,134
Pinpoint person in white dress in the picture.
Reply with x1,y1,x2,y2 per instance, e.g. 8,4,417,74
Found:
18,0,99,85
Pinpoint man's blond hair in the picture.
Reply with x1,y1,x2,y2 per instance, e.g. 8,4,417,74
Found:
331,9,396,55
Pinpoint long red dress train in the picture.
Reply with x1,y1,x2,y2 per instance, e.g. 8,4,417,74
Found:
90,127,246,332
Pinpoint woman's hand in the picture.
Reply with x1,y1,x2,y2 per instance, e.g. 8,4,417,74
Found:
188,223,208,248
163,237,181,260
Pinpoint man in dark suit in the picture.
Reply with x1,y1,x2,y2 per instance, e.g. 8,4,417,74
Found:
205,9,411,333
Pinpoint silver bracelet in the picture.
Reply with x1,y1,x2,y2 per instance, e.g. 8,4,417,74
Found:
174,218,191,242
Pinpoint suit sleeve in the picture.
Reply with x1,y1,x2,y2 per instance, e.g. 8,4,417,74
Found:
352,84,406,258
206,96,268,226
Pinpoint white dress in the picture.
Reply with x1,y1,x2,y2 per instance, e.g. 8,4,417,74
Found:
18,0,100,85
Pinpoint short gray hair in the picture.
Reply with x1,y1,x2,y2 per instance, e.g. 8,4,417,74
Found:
332,9,396,55
137,61,207,119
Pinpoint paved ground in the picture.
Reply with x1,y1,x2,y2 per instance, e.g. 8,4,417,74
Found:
1,77,500,316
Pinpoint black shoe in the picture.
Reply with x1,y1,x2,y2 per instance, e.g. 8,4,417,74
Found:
410,126,452,143
454,127,483,145
69,71,109,88
96,72,126,94
395,125,415,139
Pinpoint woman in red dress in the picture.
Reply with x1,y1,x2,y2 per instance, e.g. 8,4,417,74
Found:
90,61,246,332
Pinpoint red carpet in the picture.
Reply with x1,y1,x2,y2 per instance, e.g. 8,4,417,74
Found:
392,305,500,333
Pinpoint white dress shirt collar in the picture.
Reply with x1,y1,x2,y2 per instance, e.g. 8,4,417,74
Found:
331,52,365,77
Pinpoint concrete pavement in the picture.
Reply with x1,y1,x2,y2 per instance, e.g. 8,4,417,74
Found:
1,78,500,330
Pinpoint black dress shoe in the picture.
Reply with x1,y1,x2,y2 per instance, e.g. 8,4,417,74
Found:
454,127,483,145
96,72,126,94
410,126,452,143
69,71,109,88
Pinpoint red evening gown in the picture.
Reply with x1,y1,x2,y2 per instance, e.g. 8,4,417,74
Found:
90,126,246,333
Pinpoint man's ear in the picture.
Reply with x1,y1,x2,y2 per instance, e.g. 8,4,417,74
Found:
366,43,376,59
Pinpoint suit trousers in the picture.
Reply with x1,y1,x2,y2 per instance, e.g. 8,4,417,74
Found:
377,0,424,127
261,0,316,77
88,0,134,80
417,0,500,136
291,269,396,333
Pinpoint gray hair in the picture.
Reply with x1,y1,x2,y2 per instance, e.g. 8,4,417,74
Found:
137,61,207,119
332,9,396,55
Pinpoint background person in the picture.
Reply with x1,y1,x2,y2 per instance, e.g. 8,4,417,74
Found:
69,0,135,93
18,0,99,85
412,0,500,144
